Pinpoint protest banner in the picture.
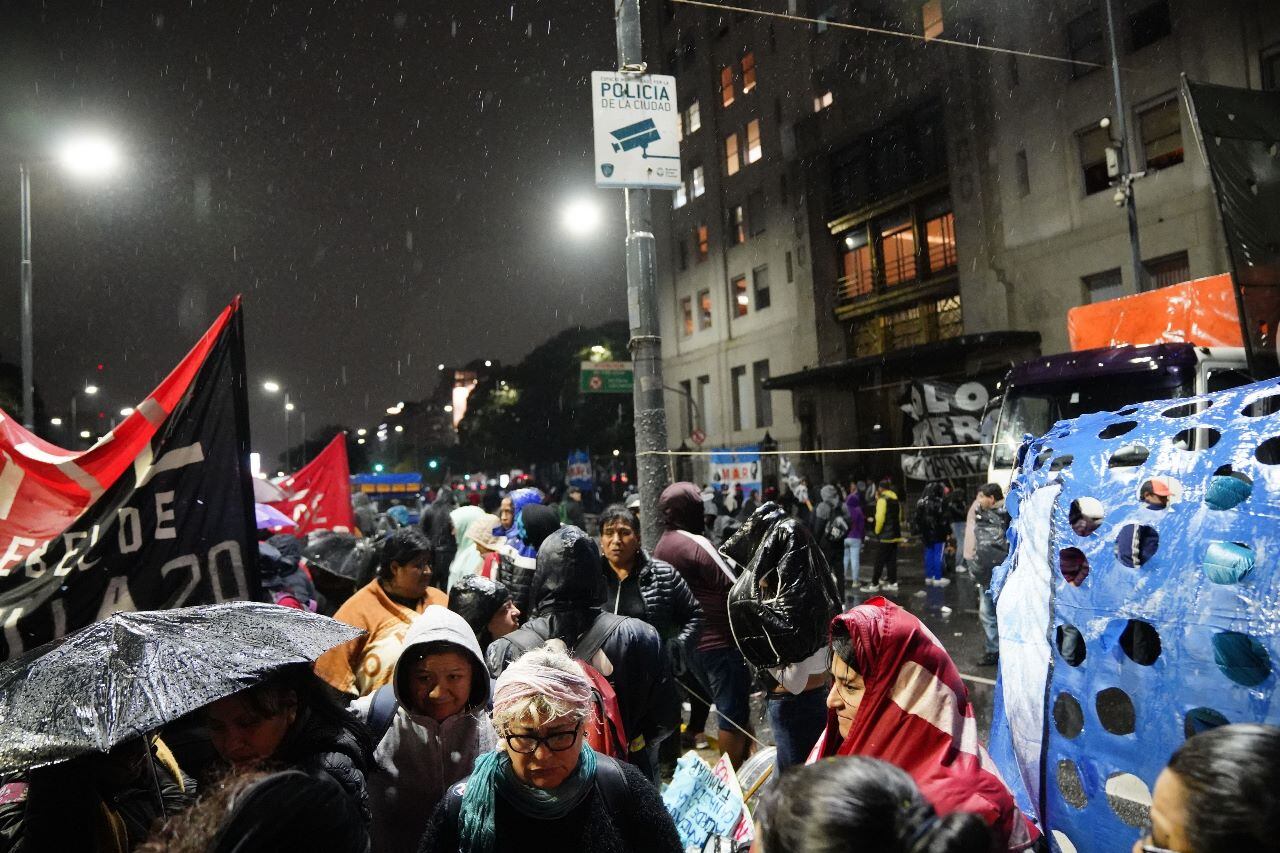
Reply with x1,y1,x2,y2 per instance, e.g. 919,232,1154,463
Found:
270,433,355,535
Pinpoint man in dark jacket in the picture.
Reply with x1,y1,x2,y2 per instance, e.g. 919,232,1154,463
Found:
487,526,664,775
968,483,1009,667
914,482,951,588
652,482,753,768
496,504,561,618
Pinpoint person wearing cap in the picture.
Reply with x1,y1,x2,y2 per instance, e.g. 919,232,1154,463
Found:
1140,478,1172,509
462,512,505,581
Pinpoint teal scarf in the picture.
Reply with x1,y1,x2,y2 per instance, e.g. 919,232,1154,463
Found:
459,744,598,852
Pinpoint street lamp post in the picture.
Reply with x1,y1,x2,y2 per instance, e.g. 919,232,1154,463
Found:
17,135,121,430
1103,0,1145,292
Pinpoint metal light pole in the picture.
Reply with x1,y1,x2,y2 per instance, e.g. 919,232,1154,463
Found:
1103,0,1145,292
19,164,34,429
283,393,292,471
615,0,671,550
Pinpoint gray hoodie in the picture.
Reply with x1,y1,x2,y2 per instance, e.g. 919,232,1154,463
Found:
351,605,497,853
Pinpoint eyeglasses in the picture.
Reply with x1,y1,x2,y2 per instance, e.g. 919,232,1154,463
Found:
502,722,583,755
1138,818,1180,853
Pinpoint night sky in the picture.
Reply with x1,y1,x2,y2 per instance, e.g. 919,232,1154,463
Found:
0,0,629,462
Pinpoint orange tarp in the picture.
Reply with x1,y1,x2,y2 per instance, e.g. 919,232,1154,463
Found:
1067,274,1244,351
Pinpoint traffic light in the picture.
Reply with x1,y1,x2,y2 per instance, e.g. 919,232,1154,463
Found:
374,463,384,473
428,459,439,470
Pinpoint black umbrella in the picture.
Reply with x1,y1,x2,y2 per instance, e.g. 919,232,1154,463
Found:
302,530,378,584
0,601,361,775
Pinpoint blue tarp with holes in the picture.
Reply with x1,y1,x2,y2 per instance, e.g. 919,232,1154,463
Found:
987,376,1280,853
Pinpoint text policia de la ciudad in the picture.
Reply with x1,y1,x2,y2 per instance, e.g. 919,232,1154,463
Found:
598,79,674,112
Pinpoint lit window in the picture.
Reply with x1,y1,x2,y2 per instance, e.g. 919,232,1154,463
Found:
922,0,943,39
730,205,745,245
813,91,834,112
725,133,740,176
698,289,712,328
1139,97,1183,170
720,66,735,107
684,100,701,134
673,182,687,209
880,216,917,286
695,225,709,261
924,210,956,273
741,52,757,93
745,119,762,163
691,165,705,198
732,275,749,316
681,297,694,336
840,230,873,300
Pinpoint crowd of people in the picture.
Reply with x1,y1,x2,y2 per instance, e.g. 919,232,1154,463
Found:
3,477,1279,853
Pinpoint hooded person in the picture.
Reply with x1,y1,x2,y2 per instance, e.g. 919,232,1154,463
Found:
811,597,1040,851
652,482,753,768
487,527,664,775
502,488,547,556
448,505,488,590
811,484,850,598
497,503,561,618
449,575,522,651
353,492,378,537
350,605,498,853
426,490,460,591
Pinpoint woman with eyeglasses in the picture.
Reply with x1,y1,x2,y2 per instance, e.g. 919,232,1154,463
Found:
1135,723,1280,853
418,645,681,853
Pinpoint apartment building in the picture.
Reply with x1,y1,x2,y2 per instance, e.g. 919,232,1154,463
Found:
646,1,824,483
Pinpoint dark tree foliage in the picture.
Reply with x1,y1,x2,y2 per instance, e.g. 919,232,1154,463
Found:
456,321,634,471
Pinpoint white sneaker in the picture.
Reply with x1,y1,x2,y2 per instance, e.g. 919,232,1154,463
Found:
913,589,927,598
925,578,938,587
936,577,952,587
881,582,899,593
860,582,880,593
940,605,953,616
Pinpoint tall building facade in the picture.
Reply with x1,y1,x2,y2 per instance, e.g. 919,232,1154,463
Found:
648,0,1280,490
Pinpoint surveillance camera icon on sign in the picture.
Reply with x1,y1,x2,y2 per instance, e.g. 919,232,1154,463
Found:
609,119,679,160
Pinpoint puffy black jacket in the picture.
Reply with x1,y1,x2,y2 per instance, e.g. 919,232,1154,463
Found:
488,527,663,745
276,705,374,827
495,548,538,621
602,551,703,654
971,505,1010,585
913,483,950,545
721,503,842,669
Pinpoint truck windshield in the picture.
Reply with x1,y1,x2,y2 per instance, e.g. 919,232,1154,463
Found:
992,372,1191,468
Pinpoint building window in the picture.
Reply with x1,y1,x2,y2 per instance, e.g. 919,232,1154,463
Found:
729,205,746,245
741,52,757,94
696,374,713,435
1078,124,1112,196
879,214,917,287
923,207,956,274
1144,251,1190,289
1264,45,1280,90
695,224,709,261
1139,97,1184,170
840,229,873,300
732,275,749,317
680,297,694,336
679,379,693,436
753,264,771,310
1015,149,1031,197
747,189,766,236
1129,0,1171,51
813,90,834,112
1083,268,1125,303
725,133,741,176
730,365,748,431
721,66,735,107
1067,9,1105,79
936,295,963,341
785,251,794,283
752,360,772,427
922,0,944,39
691,165,706,198
673,182,688,209
745,119,762,163
684,100,701,135
698,289,712,328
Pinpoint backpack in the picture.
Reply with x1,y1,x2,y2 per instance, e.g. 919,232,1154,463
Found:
824,510,850,543
501,613,631,761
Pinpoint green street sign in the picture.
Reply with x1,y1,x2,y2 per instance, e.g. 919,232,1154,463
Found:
580,361,634,394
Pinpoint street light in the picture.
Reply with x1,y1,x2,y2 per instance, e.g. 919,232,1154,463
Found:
84,384,99,396
69,384,102,447
49,417,62,426
19,133,122,428
562,198,601,236
261,382,298,470
262,380,280,393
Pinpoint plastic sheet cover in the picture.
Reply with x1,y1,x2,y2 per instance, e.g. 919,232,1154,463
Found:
1066,274,1243,351
988,375,1280,853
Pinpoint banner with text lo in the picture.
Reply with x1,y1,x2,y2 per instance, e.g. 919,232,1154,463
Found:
0,300,258,660
269,433,355,536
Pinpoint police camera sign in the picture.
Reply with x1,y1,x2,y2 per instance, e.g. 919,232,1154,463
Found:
592,71,681,190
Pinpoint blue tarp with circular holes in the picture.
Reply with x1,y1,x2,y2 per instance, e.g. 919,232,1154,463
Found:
987,376,1280,853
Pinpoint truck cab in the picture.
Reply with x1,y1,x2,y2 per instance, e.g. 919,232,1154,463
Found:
987,343,1250,490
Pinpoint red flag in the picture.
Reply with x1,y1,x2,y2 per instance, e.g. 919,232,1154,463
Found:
269,433,354,536
0,301,239,573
